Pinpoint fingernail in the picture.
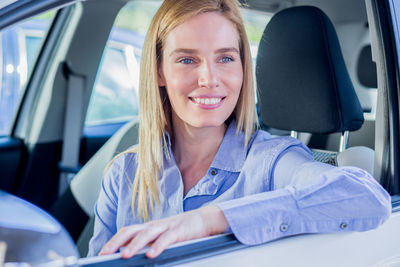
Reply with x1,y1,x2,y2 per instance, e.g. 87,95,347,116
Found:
147,248,157,258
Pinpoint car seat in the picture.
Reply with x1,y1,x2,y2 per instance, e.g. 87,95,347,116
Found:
50,119,139,256
256,6,373,172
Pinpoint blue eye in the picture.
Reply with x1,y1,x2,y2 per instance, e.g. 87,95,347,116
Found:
179,58,194,64
220,56,234,63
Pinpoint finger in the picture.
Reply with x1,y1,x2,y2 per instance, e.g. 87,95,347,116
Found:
146,230,179,258
99,225,145,255
122,224,167,258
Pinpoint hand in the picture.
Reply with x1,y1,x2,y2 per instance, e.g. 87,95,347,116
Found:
99,205,229,259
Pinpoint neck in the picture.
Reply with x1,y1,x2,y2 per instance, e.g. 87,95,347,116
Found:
171,114,227,194
172,120,226,166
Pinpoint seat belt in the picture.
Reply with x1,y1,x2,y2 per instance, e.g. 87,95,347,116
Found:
59,62,86,195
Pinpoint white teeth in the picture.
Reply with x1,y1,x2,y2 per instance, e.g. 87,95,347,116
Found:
193,98,222,105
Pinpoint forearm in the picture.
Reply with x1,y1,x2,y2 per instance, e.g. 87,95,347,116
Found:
199,205,229,235
216,166,391,245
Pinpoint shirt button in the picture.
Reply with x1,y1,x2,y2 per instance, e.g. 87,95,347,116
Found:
340,222,348,230
280,223,289,232
210,169,218,176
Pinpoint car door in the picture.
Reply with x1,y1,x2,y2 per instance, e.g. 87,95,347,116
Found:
1,0,399,266
0,0,128,210
0,1,68,199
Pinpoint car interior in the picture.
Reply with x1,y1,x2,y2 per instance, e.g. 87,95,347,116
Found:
69,0,381,257
0,0,396,262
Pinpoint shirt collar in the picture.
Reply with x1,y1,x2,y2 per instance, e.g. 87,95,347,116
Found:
209,119,246,172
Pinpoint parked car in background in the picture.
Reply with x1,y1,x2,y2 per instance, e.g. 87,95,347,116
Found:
0,0,399,266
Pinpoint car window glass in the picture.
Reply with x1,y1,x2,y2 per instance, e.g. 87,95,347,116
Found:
0,11,55,136
86,45,140,125
241,8,271,102
85,1,161,126
241,8,271,62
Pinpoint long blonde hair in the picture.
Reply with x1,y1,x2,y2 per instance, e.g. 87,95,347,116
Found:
126,0,257,220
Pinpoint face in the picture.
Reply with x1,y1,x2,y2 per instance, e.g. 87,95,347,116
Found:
159,12,243,130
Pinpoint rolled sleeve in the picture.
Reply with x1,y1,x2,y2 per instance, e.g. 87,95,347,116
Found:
217,148,391,246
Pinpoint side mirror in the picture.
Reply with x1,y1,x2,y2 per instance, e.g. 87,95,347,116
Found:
0,190,79,266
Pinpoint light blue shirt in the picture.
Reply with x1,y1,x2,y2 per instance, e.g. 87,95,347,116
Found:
87,120,391,256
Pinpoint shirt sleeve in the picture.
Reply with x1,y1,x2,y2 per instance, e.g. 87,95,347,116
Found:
216,146,392,245
87,158,122,257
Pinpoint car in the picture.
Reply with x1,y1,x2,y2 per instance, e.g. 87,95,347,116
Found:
0,0,399,266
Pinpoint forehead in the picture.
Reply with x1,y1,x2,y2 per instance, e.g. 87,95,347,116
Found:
164,12,240,52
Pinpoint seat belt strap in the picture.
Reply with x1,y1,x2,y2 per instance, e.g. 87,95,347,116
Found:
59,63,86,195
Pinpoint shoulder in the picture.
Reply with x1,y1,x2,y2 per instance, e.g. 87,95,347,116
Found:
250,129,307,150
242,129,314,189
247,129,313,165
103,145,138,192
107,145,137,172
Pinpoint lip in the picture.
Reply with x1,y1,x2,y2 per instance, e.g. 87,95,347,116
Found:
188,95,226,110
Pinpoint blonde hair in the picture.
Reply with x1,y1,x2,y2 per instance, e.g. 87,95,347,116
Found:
125,0,257,220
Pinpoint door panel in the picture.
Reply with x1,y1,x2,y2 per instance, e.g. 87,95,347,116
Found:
0,137,23,193
0,7,61,207
15,141,62,209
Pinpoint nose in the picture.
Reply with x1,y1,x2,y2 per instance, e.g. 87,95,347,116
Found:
198,61,219,88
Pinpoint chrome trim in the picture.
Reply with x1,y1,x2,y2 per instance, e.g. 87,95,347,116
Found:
339,131,349,152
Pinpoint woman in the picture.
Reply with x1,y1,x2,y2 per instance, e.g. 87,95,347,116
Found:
88,0,391,259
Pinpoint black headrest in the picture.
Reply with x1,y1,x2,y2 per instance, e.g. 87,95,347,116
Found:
357,44,377,88
256,6,364,134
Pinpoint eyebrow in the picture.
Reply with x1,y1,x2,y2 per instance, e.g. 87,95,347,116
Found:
169,47,239,57
215,47,239,54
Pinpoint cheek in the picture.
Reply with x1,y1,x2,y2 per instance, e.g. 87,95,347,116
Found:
224,65,243,95
164,76,192,109
163,67,195,96
166,78,192,100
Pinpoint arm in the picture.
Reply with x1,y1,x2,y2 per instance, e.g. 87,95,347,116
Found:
87,159,121,257
99,205,228,258
216,147,392,245
98,147,391,258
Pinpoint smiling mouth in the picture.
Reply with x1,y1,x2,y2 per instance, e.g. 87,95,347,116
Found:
190,97,226,105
